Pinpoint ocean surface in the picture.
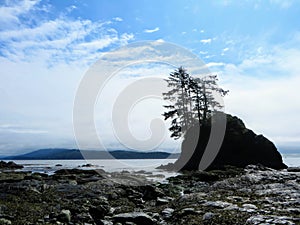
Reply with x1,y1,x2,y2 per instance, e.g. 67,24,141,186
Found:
6,154,300,181
10,158,179,182
282,153,300,167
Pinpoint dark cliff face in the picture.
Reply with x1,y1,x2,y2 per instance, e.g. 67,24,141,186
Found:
174,114,287,171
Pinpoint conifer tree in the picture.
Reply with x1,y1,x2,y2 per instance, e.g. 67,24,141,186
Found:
163,67,228,139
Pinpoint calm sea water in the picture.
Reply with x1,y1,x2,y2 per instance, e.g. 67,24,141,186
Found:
7,154,300,181
282,154,300,167
11,159,179,182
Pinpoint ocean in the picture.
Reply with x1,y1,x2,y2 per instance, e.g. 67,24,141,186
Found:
8,153,299,176
282,153,300,167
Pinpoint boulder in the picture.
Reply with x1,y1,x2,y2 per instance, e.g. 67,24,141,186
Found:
0,161,23,170
57,209,71,223
161,114,287,171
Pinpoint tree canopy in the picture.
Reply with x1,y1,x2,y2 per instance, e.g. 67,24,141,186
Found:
162,66,228,139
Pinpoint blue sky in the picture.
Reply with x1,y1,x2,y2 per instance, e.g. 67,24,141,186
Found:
0,0,300,155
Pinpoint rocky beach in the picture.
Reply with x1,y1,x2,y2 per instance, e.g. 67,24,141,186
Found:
0,161,299,225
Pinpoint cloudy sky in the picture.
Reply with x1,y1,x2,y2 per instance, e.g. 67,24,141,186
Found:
0,0,300,155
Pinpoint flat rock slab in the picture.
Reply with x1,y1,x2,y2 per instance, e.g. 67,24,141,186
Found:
113,212,153,225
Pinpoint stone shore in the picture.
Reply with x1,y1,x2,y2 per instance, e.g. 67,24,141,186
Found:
0,164,299,225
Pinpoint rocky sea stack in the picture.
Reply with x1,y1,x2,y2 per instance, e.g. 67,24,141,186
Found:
159,114,287,171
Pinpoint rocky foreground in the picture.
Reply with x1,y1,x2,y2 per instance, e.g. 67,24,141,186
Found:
0,164,299,225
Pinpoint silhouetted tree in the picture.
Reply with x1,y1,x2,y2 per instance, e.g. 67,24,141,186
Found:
163,67,228,139
163,67,194,139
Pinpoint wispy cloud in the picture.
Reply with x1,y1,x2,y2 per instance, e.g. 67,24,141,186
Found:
212,41,300,146
200,38,212,44
66,5,77,13
0,0,41,27
206,62,225,67
0,2,134,66
113,17,123,22
144,27,160,33
0,124,48,134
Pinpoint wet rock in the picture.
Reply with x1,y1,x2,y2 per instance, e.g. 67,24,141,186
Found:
0,161,23,170
99,219,113,225
54,168,102,176
246,215,296,225
89,204,110,220
0,218,11,225
202,200,233,209
81,164,93,167
156,197,169,205
242,204,258,210
161,208,174,218
179,207,198,215
287,167,300,172
202,212,215,220
142,185,164,200
57,209,71,223
113,212,153,225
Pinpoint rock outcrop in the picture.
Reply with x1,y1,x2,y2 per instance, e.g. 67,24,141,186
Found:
161,114,287,171
0,161,23,170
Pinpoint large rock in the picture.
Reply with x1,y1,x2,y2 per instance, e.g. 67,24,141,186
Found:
0,161,23,170
163,114,287,171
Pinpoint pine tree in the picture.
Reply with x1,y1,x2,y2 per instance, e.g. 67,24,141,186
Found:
163,67,228,139
162,67,193,139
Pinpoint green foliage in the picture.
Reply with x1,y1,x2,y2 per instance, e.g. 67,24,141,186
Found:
162,67,228,139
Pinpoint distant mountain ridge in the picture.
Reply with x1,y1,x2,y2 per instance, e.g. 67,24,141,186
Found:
2,148,180,160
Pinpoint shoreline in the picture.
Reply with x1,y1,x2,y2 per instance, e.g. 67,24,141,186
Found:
0,164,299,224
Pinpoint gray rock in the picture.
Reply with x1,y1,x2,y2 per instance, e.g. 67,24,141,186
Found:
113,212,153,225
203,212,215,220
0,219,11,225
203,200,232,208
161,208,174,218
57,209,71,223
180,208,196,215
156,197,169,205
224,204,240,211
246,215,295,225
287,167,300,172
100,220,113,225
242,204,258,210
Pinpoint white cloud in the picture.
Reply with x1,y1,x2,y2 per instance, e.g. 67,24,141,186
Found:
113,17,123,22
0,14,134,66
0,1,138,154
200,38,212,44
144,27,160,33
0,0,40,27
66,5,77,13
207,62,225,67
216,44,300,147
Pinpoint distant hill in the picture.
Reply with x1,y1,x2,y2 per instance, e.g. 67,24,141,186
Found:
3,148,180,160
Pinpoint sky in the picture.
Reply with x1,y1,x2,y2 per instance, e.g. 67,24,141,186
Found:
0,0,300,155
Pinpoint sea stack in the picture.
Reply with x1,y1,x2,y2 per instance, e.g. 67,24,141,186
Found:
160,113,287,171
